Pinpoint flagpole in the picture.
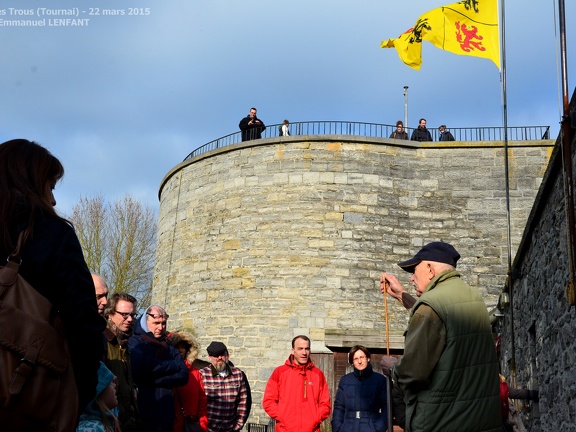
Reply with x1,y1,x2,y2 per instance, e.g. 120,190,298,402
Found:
500,0,518,392
558,0,576,306
500,1,511,278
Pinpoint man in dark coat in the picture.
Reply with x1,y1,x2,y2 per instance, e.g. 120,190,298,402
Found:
103,291,141,432
410,118,433,142
129,305,188,432
239,107,266,141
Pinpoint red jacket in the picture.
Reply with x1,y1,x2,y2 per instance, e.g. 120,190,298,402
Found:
173,360,208,432
262,355,331,432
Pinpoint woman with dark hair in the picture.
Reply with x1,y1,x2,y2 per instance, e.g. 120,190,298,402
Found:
331,345,388,432
0,139,105,426
389,120,408,140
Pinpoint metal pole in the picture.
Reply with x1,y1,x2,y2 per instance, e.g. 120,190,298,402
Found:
558,0,576,305
499,0,519,393
385,375,394,432
403,86,409,131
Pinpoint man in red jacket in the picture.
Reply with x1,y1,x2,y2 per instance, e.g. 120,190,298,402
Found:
262,335,331,432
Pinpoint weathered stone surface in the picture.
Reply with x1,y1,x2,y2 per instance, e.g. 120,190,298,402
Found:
155,136,552,425
496,111,576,431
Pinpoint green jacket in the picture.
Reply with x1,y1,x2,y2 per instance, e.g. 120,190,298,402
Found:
104,327,141,432
396,270,501,432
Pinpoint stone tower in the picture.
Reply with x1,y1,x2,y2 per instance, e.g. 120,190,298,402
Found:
154,135,552,425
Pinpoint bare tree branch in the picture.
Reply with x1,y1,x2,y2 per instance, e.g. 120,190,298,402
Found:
69,195,156,310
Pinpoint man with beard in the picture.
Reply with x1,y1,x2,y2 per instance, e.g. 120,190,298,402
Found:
103,292,142,431
199,341,251,432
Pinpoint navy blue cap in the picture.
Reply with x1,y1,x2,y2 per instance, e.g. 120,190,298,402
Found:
398,242,460,273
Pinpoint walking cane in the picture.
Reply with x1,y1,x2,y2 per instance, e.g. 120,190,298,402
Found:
383,284,394,432
384,289,390,357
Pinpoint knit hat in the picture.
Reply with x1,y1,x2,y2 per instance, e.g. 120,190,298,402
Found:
398,241,460,273
83,361,116,417
95,361,115,397
206,341,228,356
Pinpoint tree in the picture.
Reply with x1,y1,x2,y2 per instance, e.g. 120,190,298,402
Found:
69,195,157,309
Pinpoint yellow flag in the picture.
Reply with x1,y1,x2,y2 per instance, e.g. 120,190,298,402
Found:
381,0,500,70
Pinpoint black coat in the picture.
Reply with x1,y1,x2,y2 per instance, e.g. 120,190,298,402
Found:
239,116,266,141
1,214,106,411
439,131,455,141
128,315,188,432
411,127,433,142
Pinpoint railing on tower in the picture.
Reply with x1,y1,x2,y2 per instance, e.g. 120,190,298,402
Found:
183,121,551,161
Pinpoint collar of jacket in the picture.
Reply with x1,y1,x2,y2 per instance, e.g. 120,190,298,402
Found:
411,269,461,315
353,362,374,380
104,322,133,346
287,355,314,373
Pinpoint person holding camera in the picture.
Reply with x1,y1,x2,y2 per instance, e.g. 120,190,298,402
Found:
239,107,266,141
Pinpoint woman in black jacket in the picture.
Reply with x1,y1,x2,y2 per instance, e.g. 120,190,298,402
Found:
0,139,105,425
332,345,388,432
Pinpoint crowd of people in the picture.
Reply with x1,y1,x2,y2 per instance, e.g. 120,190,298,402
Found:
389,118,455,142
239,107,456,143
1,138,536,432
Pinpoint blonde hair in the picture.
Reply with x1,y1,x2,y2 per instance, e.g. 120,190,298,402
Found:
95,396,121,432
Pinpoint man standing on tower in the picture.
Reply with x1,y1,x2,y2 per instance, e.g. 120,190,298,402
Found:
239,107,266,141
410,118,433,142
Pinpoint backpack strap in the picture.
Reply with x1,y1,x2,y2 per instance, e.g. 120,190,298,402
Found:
3,230,47,394
8,231,26,263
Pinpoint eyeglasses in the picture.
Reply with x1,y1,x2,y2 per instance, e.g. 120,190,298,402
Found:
115,311,137,320
353,355,367,362
147,312,169,319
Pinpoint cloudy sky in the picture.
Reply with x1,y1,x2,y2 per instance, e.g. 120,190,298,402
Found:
1,0,574,216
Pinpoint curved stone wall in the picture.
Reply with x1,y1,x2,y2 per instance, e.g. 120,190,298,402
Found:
154,135,552,424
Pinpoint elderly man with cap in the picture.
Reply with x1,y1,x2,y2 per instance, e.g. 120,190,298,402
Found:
380,241,501,432
199,341,251,432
